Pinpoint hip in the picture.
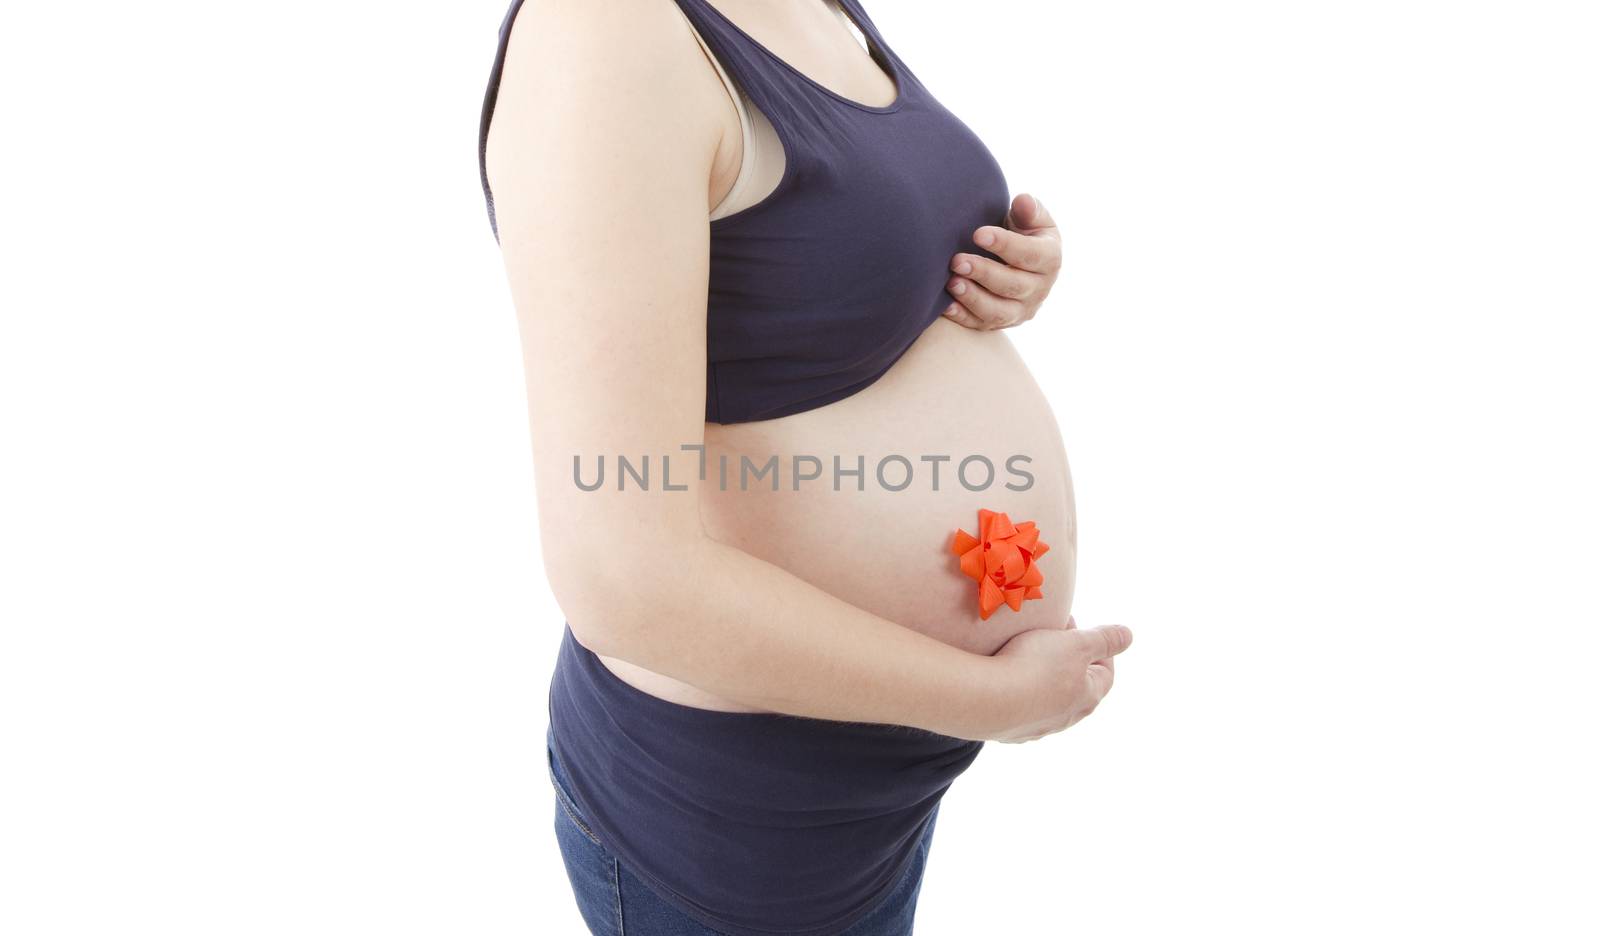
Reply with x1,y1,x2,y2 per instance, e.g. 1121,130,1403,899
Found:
543,629,974,935
547,724,941,936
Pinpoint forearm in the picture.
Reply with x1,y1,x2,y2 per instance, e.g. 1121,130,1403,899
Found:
559,534,1003,740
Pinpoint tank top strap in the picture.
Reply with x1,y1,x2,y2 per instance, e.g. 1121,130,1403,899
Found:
671,0,893,132
831,0,915,85
672,0,808,119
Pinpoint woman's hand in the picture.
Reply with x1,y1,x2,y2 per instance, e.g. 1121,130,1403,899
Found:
942,193,1062,330
982,616,1132,743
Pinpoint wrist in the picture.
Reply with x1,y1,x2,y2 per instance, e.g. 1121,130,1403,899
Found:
940,653,1012,741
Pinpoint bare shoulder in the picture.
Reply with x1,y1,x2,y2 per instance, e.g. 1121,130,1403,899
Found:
483,0,727,197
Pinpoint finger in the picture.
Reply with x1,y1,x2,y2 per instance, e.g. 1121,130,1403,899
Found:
1074,624,1134,662
1006,192,1056,235
946,276,1025,328
973,225,1060,275
951,252,1042,303
940,301,986,330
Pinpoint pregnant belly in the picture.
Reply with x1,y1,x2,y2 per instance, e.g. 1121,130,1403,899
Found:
598,317,1079,712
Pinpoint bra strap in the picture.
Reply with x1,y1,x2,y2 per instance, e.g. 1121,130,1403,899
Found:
832,0,913,84
671,0,811,123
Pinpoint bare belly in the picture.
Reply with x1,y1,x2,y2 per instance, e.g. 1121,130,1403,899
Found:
599,317,1078,711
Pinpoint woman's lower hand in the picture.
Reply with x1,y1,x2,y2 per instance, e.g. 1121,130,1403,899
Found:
982,616,1133,743
942,192,1062,330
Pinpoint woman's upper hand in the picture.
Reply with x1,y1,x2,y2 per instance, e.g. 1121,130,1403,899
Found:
942,193,1062,330
981,617,1133,743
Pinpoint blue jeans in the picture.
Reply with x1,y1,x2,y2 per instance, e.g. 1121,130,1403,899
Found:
547,730,939,935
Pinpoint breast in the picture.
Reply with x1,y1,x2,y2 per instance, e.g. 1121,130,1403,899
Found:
704,97,1013,423
598,318,1078,712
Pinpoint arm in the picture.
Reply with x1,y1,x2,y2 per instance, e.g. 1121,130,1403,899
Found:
484,0,1127,741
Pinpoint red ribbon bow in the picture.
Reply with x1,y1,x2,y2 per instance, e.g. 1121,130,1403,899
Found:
950,509,1049,620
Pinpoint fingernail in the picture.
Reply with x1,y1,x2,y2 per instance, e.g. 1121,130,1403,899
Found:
975,229,995,247
949,278,966,295
954,259,972,275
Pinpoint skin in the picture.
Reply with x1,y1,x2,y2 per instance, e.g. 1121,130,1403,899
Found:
485,0,1131,743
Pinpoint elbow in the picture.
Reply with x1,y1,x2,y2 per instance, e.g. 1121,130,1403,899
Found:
541,528,700,660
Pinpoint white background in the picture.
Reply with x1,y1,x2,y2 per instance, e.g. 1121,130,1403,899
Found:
3,1,1596,933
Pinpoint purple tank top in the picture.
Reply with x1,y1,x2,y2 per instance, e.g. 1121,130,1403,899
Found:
478,1,1000,931
548,625,982,935
478,0,1013,424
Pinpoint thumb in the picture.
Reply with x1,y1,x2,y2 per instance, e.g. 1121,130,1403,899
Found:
1076,624,1134,662
1010,193,1052,232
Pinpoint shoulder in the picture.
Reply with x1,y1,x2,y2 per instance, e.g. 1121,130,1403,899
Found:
483,0,731,250
504,0,690,74
488,0,723,149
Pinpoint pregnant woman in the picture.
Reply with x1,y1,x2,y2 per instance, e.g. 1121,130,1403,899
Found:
478,0,1133,932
